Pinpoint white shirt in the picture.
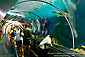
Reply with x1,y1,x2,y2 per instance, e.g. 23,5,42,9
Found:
39,35,51,49
16,29,21,41
26,28,31,31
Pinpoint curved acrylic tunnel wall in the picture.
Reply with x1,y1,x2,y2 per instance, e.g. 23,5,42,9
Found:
4,0,77,50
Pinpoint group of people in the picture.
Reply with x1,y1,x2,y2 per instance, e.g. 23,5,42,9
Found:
10,24,31,57
25,18,48,38
8,19,52,57
24,19,40,34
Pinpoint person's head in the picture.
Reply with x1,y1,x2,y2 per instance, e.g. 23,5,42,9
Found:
11,25,13,28
17,26,19,30
49,34,53,39
16,25,20,30
25,24,29,28
13,27,16,32
23,24,25,28
16,25,18,27
32,20,33,22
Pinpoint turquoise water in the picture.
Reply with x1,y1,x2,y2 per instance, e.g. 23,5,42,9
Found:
4,0,85,50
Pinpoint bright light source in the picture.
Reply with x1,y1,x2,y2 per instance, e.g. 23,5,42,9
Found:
0,11,6,18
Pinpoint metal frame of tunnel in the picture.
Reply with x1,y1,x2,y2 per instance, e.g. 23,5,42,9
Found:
4,21,22,34
11,0,75,53
3,21,22,57
3,21,23,56
13,11,43,22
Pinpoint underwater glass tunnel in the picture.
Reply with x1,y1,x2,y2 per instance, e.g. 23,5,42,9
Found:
0,0,85,56
5,0,77,49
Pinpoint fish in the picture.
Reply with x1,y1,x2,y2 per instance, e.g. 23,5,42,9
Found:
52,11,73,18
82,45,85,48
55,22,72,26
55,22,60,25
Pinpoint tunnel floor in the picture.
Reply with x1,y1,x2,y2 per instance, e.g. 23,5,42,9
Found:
0,35,15,57
0,31,85,57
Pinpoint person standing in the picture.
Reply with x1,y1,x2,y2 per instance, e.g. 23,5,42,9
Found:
16,25,22,56
10,26,16,47
23,24,31,54
41,18,48,37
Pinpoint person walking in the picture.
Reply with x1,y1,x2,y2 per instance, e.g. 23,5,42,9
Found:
23,24,32,54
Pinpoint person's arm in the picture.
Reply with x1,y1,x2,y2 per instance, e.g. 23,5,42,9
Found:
48,38,53,46
21,32,24,36
39,38,47,46
39,35,49,46
48,43,53,46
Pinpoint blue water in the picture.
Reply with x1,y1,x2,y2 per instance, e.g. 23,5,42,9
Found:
4,0,85,49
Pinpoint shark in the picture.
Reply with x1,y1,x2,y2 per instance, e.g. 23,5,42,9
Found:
52,11,73,18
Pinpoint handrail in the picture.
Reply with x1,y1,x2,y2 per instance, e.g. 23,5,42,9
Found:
31,37,74,57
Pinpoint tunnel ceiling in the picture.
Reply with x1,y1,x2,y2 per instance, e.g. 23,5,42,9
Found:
5,0,76,21
5,0,77,36
5,0,78,33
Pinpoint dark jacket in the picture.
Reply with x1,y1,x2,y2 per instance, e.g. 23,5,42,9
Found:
23,28,31,40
